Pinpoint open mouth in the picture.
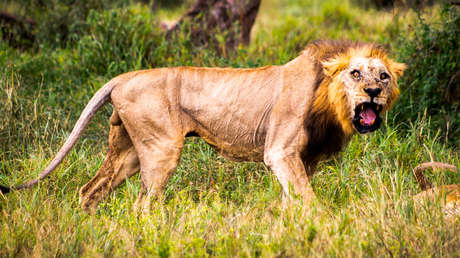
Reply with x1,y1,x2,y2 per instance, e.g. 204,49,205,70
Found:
352,102,383,133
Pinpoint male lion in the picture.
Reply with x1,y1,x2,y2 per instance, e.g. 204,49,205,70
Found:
1,40,405,212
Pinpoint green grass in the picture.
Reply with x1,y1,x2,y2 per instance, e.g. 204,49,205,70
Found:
1,0,459,256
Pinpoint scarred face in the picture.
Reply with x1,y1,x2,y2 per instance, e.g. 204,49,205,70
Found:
340,57,395,134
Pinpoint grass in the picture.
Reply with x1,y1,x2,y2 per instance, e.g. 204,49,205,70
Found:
1,0,459,256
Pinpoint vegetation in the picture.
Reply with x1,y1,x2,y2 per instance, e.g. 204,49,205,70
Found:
1,0,459,256
395,5,460,145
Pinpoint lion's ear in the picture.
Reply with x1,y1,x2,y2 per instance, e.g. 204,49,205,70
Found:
388,60,406,78
321,56,350,77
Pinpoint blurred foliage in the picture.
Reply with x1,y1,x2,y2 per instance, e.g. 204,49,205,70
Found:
353,0,440,9
1,0,154,48
393,4,460,144
152,0,185,8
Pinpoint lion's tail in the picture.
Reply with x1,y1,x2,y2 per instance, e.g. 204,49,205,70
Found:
0,79,118,193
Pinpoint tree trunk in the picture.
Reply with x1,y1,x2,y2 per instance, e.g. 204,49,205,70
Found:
167,0,261,53
0,11,36,49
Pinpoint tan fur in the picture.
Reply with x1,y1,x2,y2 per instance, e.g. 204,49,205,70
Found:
412,162,459,217
79,112,139,211
3,40,405,213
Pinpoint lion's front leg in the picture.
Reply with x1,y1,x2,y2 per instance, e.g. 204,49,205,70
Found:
264,150,315,205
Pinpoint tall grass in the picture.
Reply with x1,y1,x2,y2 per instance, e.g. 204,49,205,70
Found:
1,0,459,256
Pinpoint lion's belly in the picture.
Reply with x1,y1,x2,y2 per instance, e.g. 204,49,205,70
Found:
198,132,266,162
176,66,278,162
182,102,269,162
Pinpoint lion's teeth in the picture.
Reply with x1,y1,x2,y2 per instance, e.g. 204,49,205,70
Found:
360,119,364,125
371,119,375,125
361,105,364,111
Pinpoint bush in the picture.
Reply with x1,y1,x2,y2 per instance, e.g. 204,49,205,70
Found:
394,4,460,145
1,0,141,48
76,8,159,77
352,0,439,9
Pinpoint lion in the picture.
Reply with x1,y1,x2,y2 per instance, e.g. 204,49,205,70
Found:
0,40,406,212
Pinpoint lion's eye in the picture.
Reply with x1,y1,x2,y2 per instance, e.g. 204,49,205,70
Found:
351,70,360,78
380,72,390,80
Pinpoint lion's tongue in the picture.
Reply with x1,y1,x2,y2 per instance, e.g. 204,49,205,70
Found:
360,108,376,126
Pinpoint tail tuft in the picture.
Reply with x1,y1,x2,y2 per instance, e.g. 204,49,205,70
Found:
0,185,10,194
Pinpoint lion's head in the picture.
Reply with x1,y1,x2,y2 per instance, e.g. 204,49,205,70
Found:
308,41,406,136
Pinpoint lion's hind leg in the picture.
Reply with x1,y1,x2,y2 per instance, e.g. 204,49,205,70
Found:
79,113,140,212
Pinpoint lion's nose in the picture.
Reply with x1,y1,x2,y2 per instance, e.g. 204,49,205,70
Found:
364,88,382,98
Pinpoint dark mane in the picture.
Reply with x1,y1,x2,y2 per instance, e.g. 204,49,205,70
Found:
300,40,381,165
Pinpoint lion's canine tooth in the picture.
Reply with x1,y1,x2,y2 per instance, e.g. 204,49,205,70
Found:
360,119,364,125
